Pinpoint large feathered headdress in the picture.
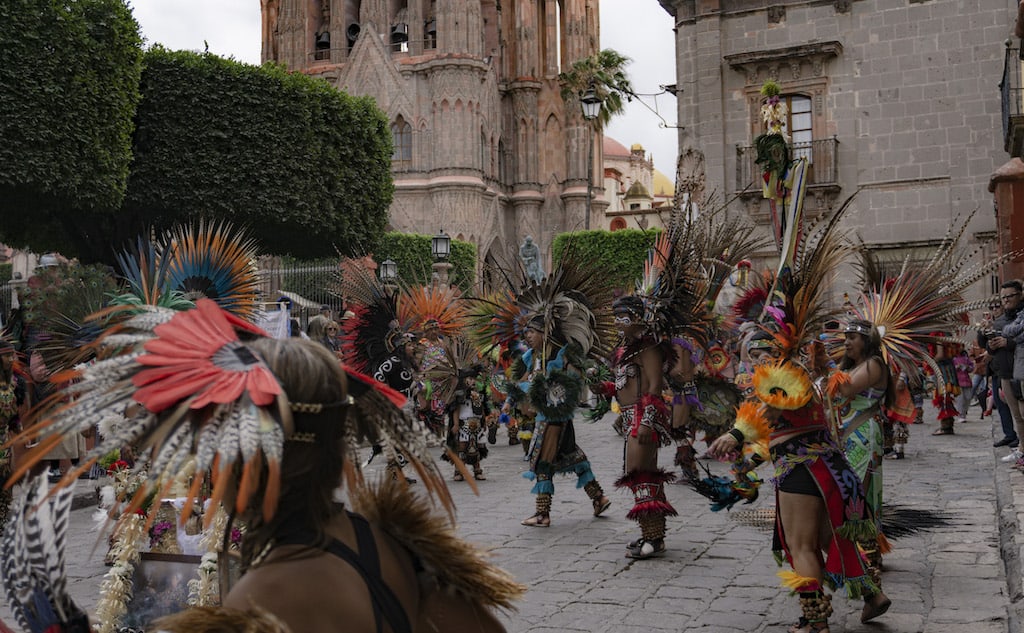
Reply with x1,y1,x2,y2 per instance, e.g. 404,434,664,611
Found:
336,258,408,376
8,298,454,526
399,284,467,338
841,208,1021,381
468,240,616,361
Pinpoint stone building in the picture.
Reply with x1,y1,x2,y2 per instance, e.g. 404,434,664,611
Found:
657,0,1015,299
259,0,605,275
600,138,673,232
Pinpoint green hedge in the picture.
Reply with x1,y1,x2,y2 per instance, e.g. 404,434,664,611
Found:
376,233,477,292
124,48,394,260
0,0,142,256
0,264,11,284
552,228,660,291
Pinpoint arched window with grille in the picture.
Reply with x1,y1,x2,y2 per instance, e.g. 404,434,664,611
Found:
391,116,412,163
609,217,627,231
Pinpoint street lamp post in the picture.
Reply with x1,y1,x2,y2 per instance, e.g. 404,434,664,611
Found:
580,86,602,231
379,258,398,294
430,229,452,287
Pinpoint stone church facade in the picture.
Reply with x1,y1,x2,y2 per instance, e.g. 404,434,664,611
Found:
260,0,605,275
658,0,1014,299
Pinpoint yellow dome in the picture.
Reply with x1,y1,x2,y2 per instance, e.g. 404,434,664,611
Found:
652,169,674,197
630,143,644,152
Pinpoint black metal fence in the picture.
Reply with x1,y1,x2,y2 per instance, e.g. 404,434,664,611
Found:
1000,46,1024,153
736,136,840,192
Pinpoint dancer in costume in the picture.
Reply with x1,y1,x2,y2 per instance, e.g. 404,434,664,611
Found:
610,296,676,557
5,301,523,633
710,355,890,632
337,260,420,483
832,318,893,593
883,366,915,459
466,245,617,527
421,336,490,482
513,315,610,526
705,186,894,631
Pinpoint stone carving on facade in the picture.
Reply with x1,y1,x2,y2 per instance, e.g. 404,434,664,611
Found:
767,6,785,24
834,0,852,13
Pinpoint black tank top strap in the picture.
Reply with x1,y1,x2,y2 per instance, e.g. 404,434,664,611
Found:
274,513,412,633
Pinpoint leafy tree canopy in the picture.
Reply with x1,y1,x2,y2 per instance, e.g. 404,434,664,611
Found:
0,0,143,255
124,49,394,261
558,49,633,129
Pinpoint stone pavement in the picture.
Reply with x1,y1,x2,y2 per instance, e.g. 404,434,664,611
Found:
2,401,1023,633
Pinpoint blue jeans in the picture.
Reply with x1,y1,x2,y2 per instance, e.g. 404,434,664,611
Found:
992,378,1017,441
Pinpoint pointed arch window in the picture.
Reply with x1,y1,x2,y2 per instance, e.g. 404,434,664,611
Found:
391,116,412,162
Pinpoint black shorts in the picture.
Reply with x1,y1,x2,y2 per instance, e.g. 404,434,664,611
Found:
777,464,821,497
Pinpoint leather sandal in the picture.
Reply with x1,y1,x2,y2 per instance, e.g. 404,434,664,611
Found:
592,496,611,517
521,512,550,527
931,427,954,436
474,470,487,480
453,472,464,481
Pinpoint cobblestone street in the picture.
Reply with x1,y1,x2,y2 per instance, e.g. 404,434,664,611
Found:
5,401,1022,633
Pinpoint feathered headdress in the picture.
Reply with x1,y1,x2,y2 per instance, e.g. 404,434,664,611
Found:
760,193,856,361
1,475,86,633
421,335,485,405
840,208,1021,382
336,258,408,376
468,241,616,362
399,284,467,338
159,221,261,322
7,298,454,526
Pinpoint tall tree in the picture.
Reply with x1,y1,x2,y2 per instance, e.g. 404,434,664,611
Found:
0,0,143,257
123,49,394,261
558,49,634,129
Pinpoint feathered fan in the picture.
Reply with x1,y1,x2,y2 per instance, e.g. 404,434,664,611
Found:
1,475,87,633
161,221,261,322
846,207,1022,383
467,240,617,362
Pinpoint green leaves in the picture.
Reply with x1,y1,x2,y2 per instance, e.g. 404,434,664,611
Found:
557,49,633,130
551,229,660,291
376,233,477,293
0,0,142,256
0,11,392,264
124,50,393,260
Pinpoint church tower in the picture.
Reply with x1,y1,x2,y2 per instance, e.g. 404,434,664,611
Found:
260,0,603,276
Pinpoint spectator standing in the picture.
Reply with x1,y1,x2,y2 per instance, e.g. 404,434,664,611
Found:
981,281,1024,460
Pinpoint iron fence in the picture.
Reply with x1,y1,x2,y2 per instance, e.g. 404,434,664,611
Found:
736,136,839,193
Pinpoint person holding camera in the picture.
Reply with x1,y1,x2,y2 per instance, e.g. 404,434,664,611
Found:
981,281,1024,460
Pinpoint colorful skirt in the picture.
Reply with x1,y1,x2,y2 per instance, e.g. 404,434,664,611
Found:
771,431,878,598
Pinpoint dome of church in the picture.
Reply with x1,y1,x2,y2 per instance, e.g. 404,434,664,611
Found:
630,143,644,152
652,169,674,197
624,180,651,199
603,136,631,157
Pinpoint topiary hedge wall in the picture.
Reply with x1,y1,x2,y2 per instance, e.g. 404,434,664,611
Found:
0,0,143,257
376,233,477,292
551,228,660,291
124,48,394,260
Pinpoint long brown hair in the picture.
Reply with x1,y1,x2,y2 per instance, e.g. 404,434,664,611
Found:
237,338,350,570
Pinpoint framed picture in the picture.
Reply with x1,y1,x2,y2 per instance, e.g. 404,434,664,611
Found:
122,552,202,629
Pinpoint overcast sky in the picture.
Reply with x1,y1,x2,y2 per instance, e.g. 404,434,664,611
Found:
131,0,679,177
